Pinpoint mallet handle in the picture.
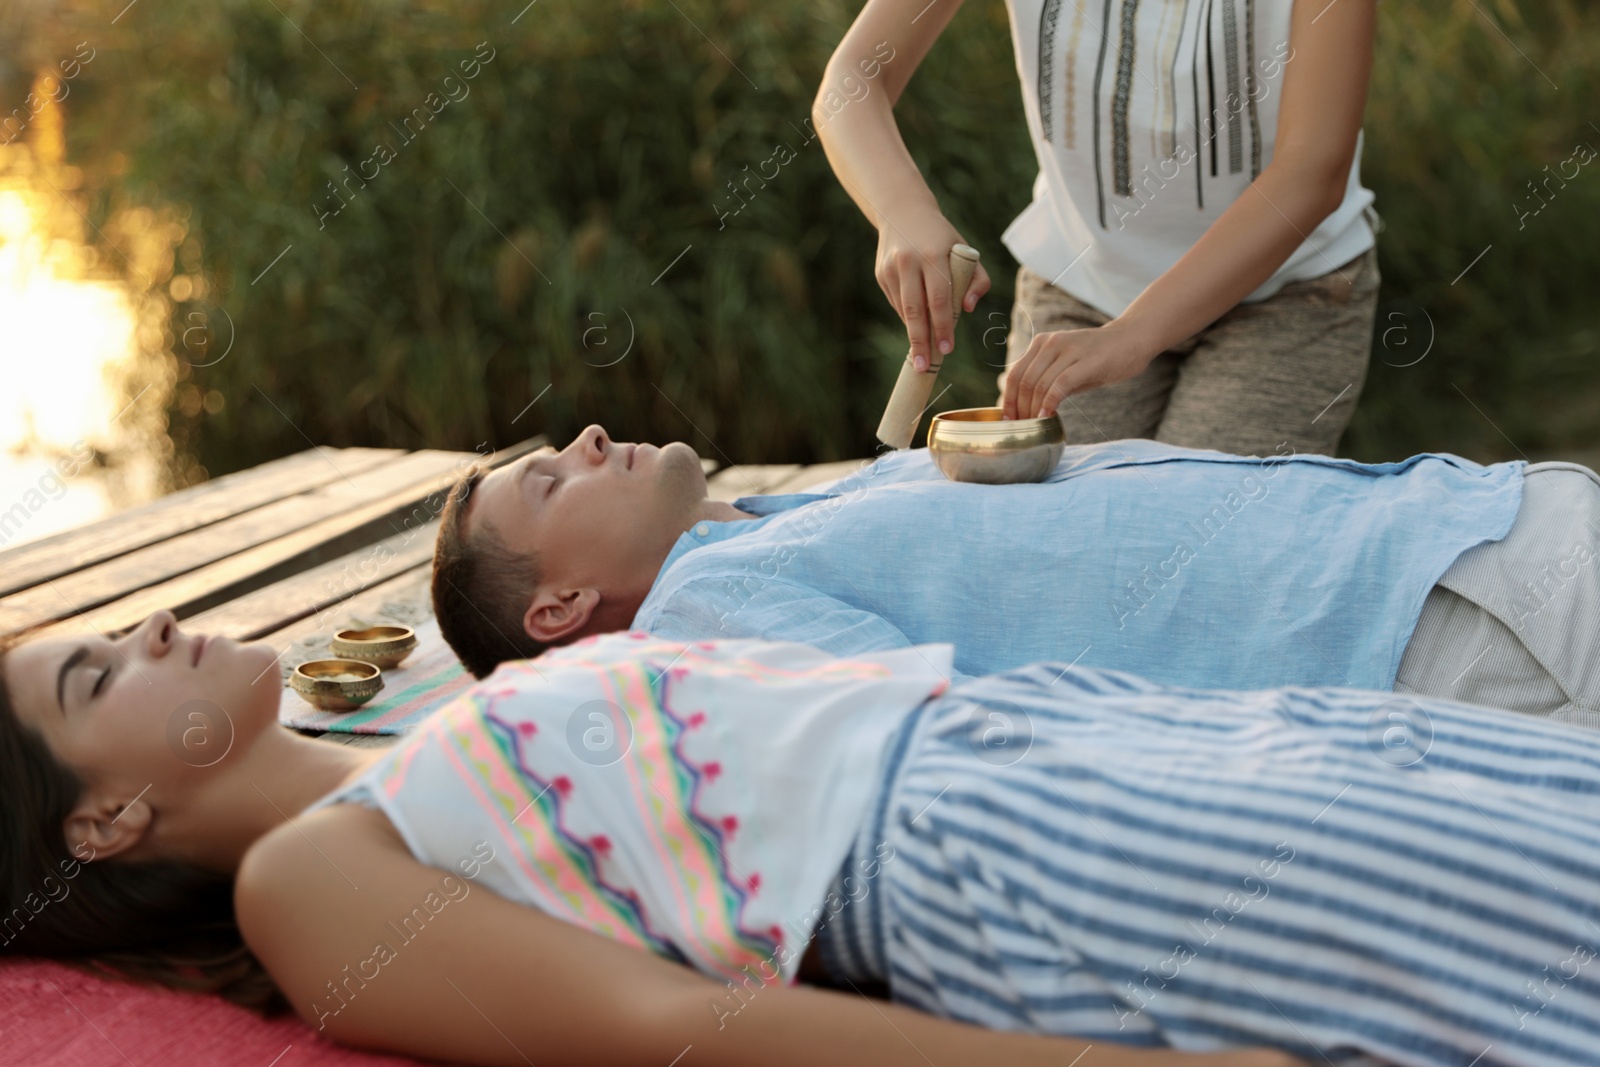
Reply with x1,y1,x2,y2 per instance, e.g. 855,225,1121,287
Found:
875,243,981,450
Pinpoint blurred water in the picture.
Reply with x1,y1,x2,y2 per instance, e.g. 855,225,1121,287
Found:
0,75,169,552
0,185,142,550
0,454,116,549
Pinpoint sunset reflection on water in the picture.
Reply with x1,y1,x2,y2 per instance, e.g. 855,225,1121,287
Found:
0,72,172,551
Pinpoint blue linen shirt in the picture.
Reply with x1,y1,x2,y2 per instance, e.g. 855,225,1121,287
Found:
631,441,1525,689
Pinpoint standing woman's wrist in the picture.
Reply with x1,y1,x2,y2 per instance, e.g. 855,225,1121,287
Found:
1100,312,1170,367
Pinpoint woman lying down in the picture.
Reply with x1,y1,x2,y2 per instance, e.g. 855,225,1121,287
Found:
3,612,1597,1067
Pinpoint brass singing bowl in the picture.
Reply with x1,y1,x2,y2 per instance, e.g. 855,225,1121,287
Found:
330,625,418,669
927,407,1065,485
291,658,384,711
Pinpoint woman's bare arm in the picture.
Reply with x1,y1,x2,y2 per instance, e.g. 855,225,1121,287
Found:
814,0,993,373
237,804,1302,1067
1004,0,1379,419
813,0,962,221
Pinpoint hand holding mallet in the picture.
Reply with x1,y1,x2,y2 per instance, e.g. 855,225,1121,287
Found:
876,244,982,450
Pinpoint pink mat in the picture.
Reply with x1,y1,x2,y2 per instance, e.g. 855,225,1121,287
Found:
0,958,445,1067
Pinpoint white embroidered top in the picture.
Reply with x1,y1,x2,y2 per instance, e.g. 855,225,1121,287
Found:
1000,0,1376,317
309,632,954,987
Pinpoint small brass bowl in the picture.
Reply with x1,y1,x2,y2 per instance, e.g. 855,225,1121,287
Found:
927,407,1065,485
291,659,384,712
330,625,418,669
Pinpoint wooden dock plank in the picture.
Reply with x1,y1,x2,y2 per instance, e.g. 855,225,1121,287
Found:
764,459,873,494
257,566,431,656
0,447,404,599
179,521,437,641
705,464,801,502
18,439,542,639
4,451,460,636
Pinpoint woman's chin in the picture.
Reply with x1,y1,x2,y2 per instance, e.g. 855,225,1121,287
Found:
239,641,282,689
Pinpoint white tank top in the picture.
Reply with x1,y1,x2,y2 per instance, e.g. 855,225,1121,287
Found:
306,632,954,988
1000,0,1376,317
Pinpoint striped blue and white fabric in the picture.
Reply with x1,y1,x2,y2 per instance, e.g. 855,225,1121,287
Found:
815,663,1600,1067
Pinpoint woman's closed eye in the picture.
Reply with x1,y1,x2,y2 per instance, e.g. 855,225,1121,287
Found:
91,663,112,698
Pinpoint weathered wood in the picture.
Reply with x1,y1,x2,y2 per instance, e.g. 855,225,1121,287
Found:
705,464,801,502
180,521,438,641
6,451,456,636
766,459,874,494
21,439,542,639
0,447,403,599
259,566,432,654
706,459,876,501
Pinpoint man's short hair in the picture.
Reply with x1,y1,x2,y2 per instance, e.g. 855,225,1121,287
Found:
432,468,547,678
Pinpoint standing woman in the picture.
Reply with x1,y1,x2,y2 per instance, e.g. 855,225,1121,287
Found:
816,0,1382,456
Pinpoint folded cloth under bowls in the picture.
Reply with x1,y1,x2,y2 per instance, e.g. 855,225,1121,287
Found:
279,617,476,734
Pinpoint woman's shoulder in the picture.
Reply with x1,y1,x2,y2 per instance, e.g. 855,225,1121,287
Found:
234,803,408,963
232,797,704,1055
238,800,405,899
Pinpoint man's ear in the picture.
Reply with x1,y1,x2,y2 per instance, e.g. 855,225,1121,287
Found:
524,587,601,644
63,791,153,863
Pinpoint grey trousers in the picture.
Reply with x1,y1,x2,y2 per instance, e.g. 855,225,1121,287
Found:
1001,246,1382,456
1396,462,1600,728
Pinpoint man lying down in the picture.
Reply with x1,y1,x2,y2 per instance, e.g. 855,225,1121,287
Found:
431,424,1600,725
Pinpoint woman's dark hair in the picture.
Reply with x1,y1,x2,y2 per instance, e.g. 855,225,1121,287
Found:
0,640,287,1014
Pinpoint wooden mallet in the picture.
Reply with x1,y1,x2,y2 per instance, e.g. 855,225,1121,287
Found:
876,243,982,450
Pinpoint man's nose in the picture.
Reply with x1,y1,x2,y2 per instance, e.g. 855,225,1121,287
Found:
576,424,610,464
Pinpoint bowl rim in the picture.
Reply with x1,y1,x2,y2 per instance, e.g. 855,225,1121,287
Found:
292,657,382,682
332,625,417,645
929,406,1059,429
927,409,1065,453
